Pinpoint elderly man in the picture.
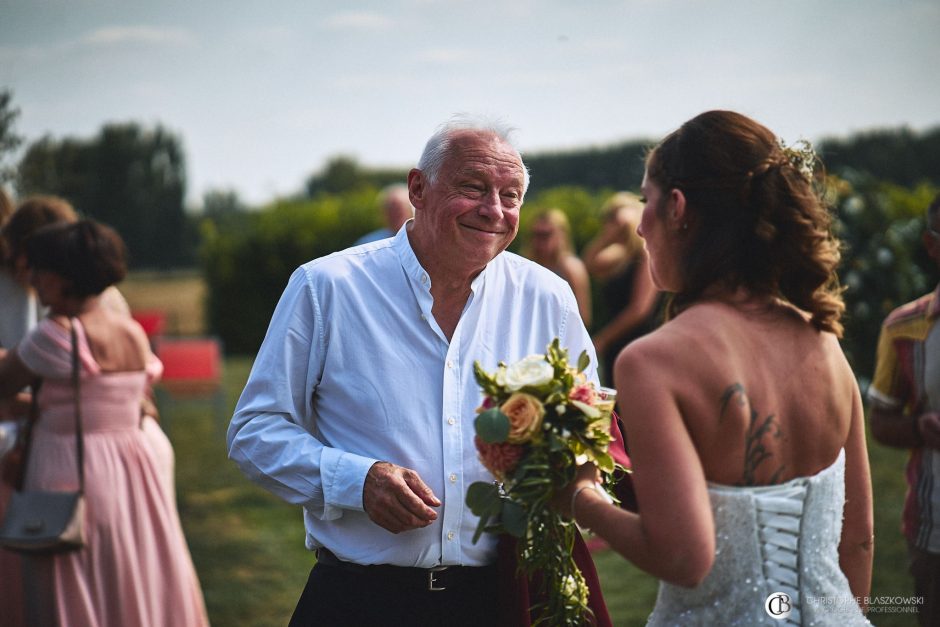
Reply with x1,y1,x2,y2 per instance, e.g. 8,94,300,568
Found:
227,116,602,626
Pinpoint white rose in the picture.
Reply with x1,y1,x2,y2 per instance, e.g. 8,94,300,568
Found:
503,354,554,391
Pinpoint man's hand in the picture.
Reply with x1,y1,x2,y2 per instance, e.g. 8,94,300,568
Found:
363,461,441,534
918,412,940,449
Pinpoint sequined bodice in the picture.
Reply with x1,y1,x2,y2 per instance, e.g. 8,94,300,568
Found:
646,450,870,626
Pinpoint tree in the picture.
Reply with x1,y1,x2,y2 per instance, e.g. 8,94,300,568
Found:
17,122,195,269
0,89,24,185
305,155,407,197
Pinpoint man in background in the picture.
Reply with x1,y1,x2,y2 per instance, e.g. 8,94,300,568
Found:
869,192,940,626
353,182,414,244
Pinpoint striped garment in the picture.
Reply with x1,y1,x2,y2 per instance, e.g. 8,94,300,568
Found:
869,286,940,550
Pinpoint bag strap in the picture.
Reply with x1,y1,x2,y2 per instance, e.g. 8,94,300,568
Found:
13,379,42,492
70,319,85,492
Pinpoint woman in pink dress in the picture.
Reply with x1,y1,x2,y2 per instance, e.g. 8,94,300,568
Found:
0,220,209,626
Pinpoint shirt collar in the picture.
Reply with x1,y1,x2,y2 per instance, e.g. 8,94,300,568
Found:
392,223,493,294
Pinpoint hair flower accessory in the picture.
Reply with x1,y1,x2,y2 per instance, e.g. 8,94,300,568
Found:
777,137,818,181
465,339,623,625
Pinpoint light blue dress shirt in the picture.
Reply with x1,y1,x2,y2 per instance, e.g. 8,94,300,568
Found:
227,226,598,568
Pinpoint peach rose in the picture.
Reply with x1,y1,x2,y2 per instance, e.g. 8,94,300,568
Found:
500,392,545,444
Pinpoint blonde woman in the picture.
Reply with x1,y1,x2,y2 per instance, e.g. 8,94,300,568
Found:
523,208,592,326
581,192,661,384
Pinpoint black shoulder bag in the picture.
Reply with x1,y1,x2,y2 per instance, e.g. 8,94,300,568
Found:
0,319,86,554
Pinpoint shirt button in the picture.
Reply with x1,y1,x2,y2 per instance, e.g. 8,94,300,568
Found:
449,473,457,483
447,417,456,426
446,360,454,369
420,313,427,320
447,531,455,541
421,274,428,284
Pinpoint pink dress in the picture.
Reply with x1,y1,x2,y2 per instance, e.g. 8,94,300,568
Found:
17,318,209,627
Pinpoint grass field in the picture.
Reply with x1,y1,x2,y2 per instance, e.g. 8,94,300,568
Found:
164,356,918,626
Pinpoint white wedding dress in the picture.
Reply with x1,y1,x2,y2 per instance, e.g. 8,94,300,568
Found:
647,449,871,626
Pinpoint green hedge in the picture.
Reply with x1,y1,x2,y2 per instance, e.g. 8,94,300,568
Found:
201,188,382,354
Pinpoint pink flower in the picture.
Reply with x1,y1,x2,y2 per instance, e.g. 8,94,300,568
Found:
475,436,524,480
570,384,596,405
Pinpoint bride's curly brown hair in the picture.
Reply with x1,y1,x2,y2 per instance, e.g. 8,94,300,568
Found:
645,110,845,337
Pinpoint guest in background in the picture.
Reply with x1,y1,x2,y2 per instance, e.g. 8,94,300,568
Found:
353,183,414,245
0,186,12,223
0,219,209,627
0,195,77,349
868,193,940,626
581,192,662,385
522,208,592,326
0,185,30,627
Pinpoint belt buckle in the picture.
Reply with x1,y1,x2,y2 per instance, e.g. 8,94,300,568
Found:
428,565,448,591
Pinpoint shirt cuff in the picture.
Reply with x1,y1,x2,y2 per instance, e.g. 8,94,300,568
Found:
866,386,902,410
319,447,378,518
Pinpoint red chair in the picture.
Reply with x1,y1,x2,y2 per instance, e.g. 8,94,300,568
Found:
155,337,222,395
132,309,167,340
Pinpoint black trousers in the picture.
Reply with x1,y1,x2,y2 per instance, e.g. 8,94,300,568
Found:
288,560,501,627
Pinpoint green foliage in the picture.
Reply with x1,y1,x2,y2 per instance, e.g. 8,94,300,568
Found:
820,126,940,188
305,155,407,197
832,176,940,379
16,123,195,269
524,140,654,197
200,187,381,353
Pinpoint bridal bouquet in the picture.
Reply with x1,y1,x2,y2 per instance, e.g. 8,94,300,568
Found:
465,339,619,626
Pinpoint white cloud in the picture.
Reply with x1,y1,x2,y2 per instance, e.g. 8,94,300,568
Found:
322,11,395,32
413,47,477,64
81,26,196,47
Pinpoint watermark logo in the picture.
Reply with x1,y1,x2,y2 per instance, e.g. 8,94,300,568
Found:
765,592,792,620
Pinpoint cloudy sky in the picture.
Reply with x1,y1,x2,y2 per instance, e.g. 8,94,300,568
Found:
2,0,938,206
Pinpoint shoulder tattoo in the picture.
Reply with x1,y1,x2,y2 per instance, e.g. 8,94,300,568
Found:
719,383,785,486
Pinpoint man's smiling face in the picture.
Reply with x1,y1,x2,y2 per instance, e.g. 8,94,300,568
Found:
408,130,525,277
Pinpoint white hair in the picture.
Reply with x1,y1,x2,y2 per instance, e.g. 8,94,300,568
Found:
416,113,530,195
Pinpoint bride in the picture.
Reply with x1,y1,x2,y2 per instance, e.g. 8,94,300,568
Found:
556,110,873,625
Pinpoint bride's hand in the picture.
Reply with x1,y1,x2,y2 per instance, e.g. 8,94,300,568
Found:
550,462,600,519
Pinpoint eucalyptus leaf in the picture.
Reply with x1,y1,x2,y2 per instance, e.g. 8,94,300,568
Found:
465,481,502,516
475,407,510,443
501,500,529,538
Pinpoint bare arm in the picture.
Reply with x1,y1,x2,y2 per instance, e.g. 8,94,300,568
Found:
558,341,716,586
592,256,659,357
0,350,37,399
581,220,629,278
561,255,593,328
870,405,940,449
841,386,874,610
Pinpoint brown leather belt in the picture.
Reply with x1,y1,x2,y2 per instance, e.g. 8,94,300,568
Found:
315,548,495,592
